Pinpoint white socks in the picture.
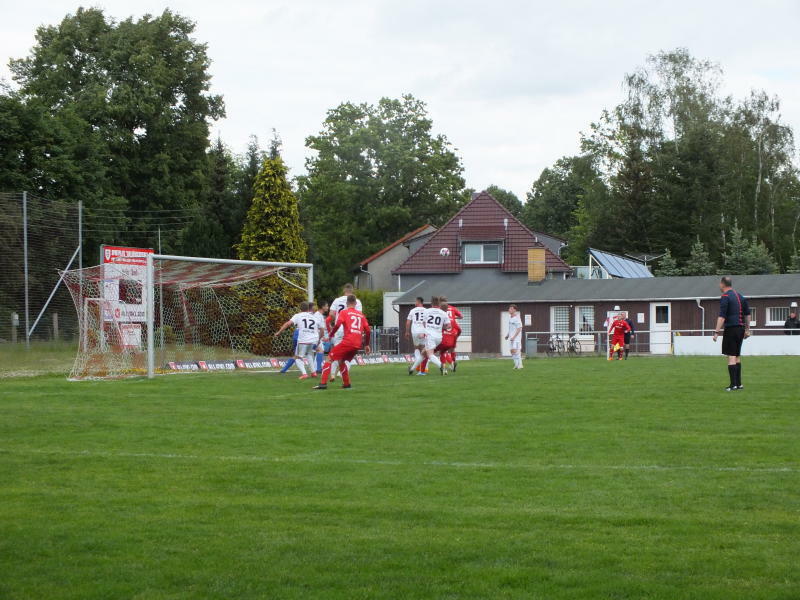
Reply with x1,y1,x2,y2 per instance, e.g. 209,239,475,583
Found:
296,357,307,375
428,353,441,368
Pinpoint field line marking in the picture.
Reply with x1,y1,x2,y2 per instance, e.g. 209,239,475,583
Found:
0,447,797,474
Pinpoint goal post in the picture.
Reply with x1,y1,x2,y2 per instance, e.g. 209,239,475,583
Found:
61,252,313,380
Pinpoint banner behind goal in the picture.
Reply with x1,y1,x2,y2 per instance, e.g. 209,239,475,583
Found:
61,254,313,379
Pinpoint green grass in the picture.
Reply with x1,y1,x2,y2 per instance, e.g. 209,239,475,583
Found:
0,341,77,377
1,357,798,599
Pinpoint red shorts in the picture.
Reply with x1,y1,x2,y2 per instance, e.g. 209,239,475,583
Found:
611,335,625,348
329,342,360,362
436,337,457,353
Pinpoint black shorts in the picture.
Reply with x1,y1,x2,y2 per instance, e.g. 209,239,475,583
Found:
722,326,745,357
624,332,632,344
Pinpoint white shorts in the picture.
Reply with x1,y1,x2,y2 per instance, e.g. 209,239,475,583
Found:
425,333,442,350
295,343,314,357
509,340,521,351
412,330,426,346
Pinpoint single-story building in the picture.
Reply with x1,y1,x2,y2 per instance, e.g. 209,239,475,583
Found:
394,272,800,355
354,224,437,291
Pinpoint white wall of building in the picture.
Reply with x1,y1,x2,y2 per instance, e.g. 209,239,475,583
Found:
674,335,800,356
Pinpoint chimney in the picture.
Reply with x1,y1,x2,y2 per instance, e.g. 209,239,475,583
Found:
528,248,546,283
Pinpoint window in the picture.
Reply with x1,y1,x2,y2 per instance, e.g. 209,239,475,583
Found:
463,243,501,264
576,306,594,332
551,306,570,332
767,307,789,326
655,305,670,324
458,306,472,337
749,308,757,327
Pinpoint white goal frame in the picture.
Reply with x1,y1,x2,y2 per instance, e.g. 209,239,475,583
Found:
145,254,313,379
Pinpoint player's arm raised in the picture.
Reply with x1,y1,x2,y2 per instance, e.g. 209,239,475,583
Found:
273,319,293,338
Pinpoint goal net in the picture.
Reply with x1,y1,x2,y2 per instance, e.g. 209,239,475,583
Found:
61,254,312,379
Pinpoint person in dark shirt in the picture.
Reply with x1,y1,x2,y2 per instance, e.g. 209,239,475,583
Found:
623,312,636,359
784,309,800,335
712,276,750,391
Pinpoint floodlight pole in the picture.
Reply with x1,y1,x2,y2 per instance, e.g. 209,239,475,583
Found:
146,253,155,379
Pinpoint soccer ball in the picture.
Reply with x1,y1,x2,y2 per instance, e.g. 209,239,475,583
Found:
439,247,450,257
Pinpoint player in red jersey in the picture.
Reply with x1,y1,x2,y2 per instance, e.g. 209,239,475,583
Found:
608,313,632,361
314,295,371,389
439,295,462,372
436,300,458,374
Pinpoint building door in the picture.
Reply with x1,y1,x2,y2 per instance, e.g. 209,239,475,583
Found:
649,302,671,354
500,310,511,356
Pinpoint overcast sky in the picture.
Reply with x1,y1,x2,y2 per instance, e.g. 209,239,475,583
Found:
2,0,798,200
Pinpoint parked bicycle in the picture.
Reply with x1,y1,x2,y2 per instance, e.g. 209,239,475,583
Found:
546,333,582,357
546,334,566,357
567,334,582,357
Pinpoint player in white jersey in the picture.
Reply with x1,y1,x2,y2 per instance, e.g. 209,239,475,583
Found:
274,301,323,379
419,296,449,374
506,304,524,369
405,296,427,375
312,302,329,374
329,283,363,380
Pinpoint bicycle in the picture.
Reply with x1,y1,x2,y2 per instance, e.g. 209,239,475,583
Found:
546,334,566,357
567,334,582,357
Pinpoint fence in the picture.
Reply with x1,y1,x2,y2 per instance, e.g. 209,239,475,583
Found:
522,328,800,356
370,327,400,354
0,192,82,347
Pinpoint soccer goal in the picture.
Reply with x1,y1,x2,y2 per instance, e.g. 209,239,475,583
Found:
61,253,313,379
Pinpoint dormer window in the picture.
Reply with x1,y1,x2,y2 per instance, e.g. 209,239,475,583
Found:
463,242,501,264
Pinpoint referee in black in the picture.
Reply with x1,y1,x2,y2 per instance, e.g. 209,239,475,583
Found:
712,276,751,391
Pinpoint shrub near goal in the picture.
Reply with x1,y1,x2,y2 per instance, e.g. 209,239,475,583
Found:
61,254,313,379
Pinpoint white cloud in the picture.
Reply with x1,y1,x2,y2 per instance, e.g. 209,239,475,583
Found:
1,0,798,200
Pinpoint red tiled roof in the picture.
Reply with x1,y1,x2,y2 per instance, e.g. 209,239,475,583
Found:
358,224,436,266
392,192,571,274
458,225,506,240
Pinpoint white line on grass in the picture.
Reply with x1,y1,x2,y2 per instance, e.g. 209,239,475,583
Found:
0,447,797,474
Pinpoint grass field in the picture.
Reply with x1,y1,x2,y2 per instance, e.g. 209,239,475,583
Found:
1,356,799,599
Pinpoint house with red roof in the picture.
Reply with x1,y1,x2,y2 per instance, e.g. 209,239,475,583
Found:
390,191,571,352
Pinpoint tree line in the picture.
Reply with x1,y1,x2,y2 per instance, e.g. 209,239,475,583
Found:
1,9,798,313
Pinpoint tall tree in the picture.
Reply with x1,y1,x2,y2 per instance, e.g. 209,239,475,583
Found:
654,249,682,276
182,137,242,258
298,95,466,298
721,225,778,275
572,48,799,270
683,238,716,275
237,156,306,263
9,7,224,249
523,155,608,241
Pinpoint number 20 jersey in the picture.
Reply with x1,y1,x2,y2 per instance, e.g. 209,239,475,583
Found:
423,307,449,334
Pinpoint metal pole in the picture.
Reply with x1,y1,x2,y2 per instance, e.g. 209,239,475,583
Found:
28,244,80,339
77,200,83,270
158,228,164,361
308,264,314,303
22,191,30,349
78,200,83,329
146,253,155,379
